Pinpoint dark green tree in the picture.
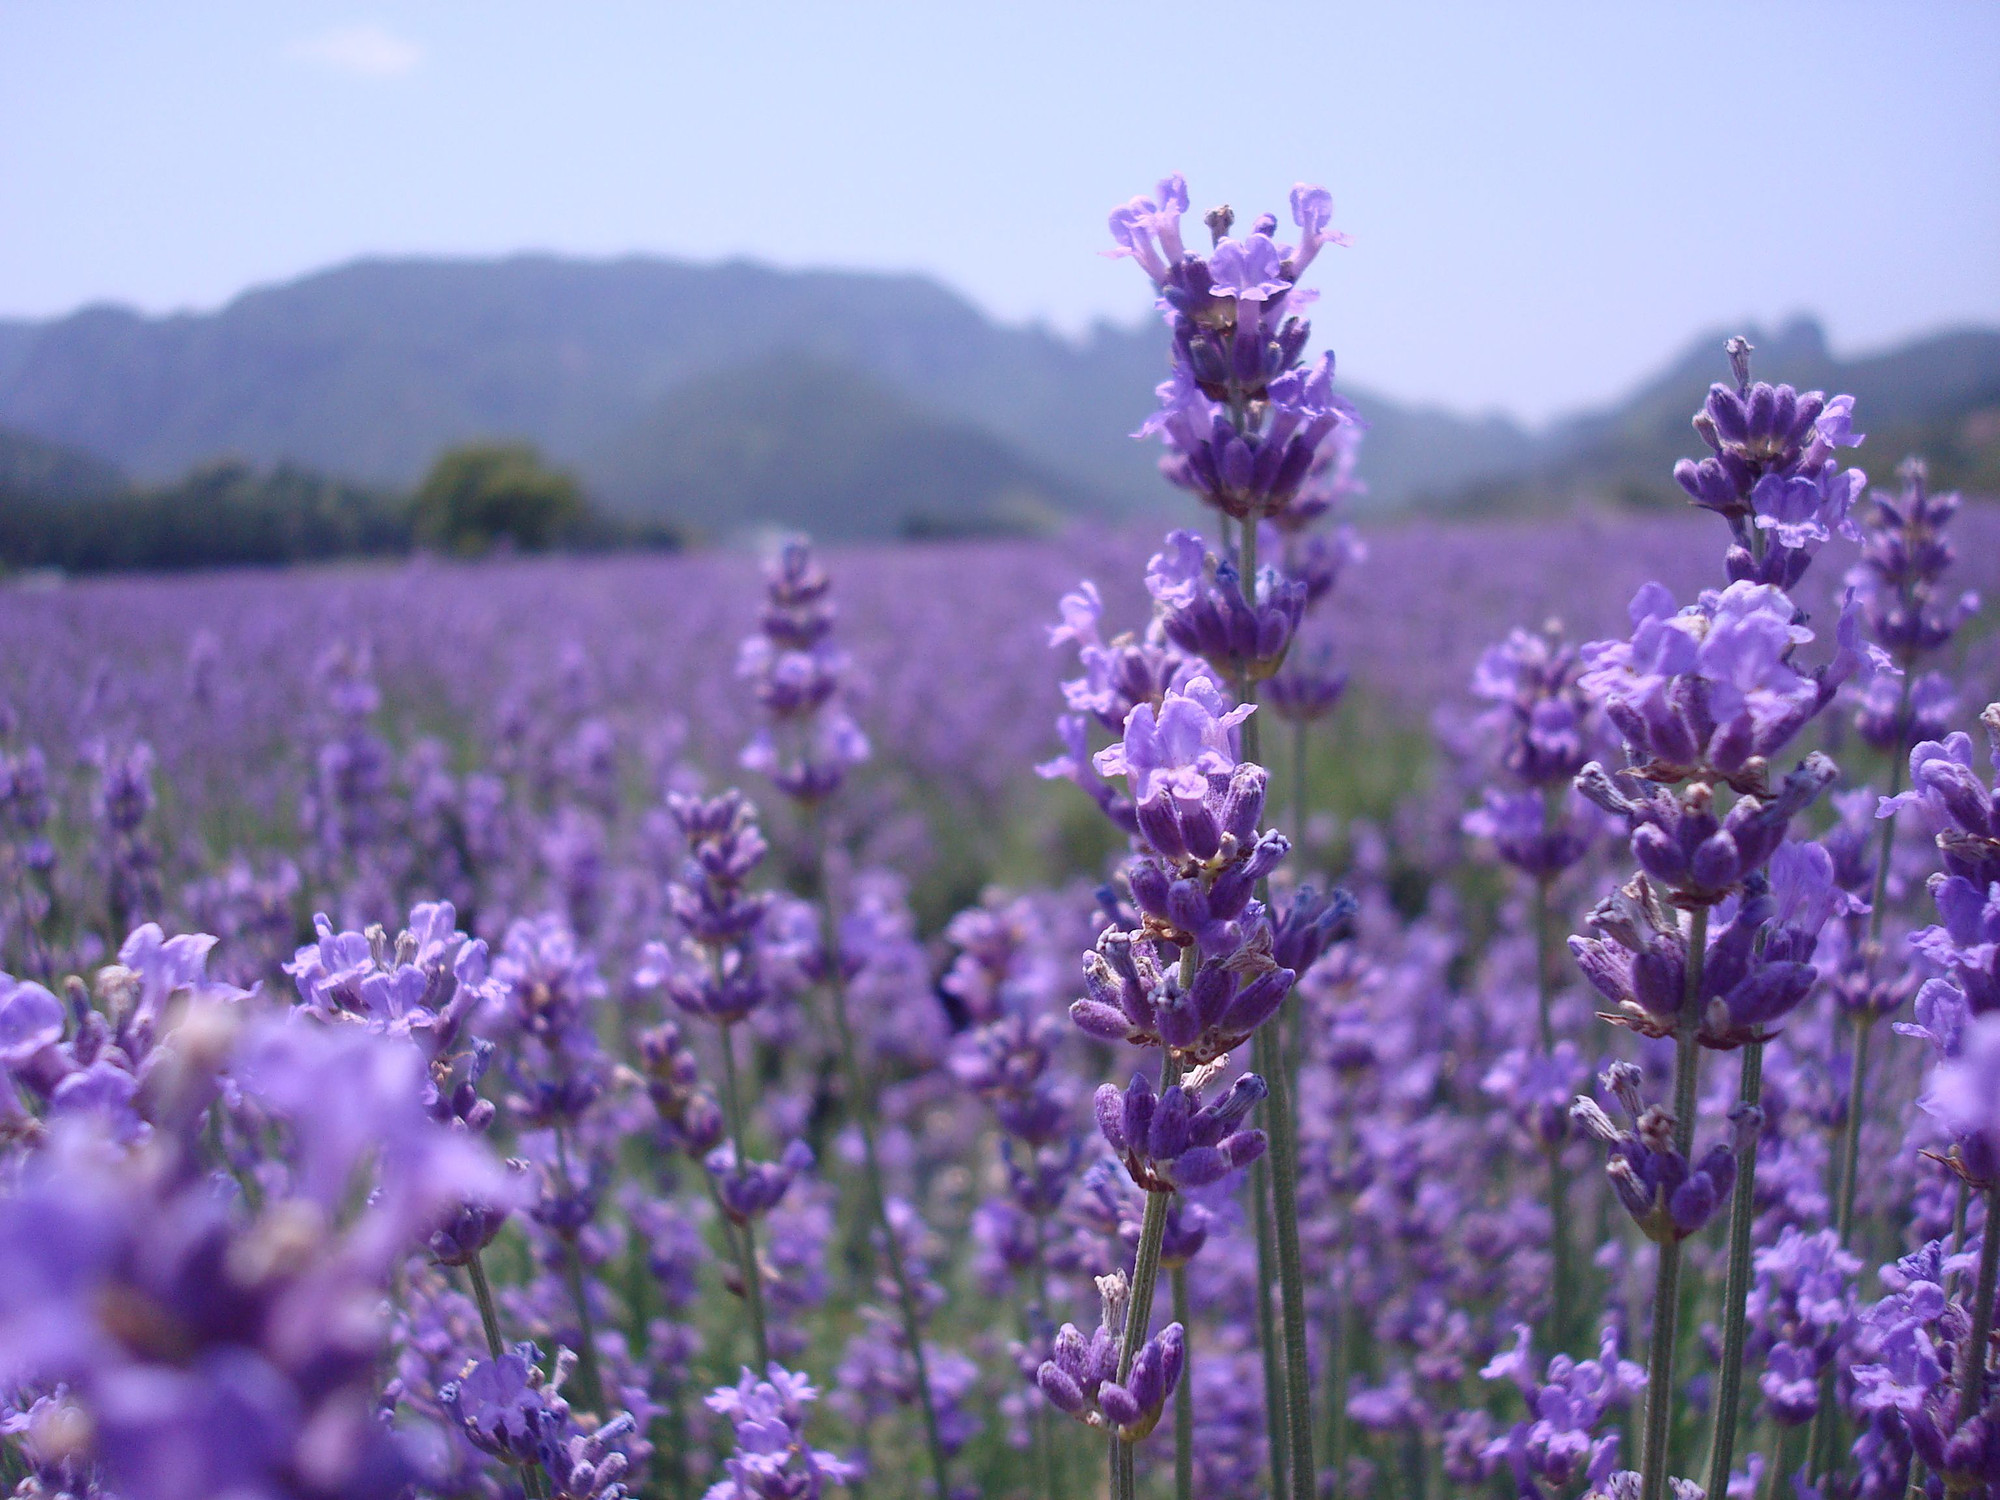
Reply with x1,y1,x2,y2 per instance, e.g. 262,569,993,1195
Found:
412,443,587,555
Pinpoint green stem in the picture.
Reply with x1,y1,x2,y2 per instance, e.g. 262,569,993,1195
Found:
1290,714,1309,859
814,850,953,1500
552,1125,606,1414
1534,874,1558,1053
1944,1181,2000,1498
717,1024,771,1369
1641,901,1709,1500
1835,673,1910,1243
1763,1425,1793,1500
1639,1237,1688,1500
1237,515,1318,1500
1248,1155,1291,1496
1807,1013,1875,1480
467,1253,550,1500
1534,872,1572,1352
1327,1231,1351,1500
1705,1040,1765,1499
466,1252,507,1359
1834,1017,1875,1246
1172,1265,1194,1500
1029,1216,1064,1500
1113,1179,1174,1500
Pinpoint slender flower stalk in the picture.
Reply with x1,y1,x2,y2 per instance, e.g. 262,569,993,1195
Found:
552,1125,608,1414
1238,513,1320,1500
1113,1053,1179,1500
1705,1038,1765,1498
1172,1264,1194,1500
717,1023,771,1370
1638,903,1707,1500
1944,1182,1999,1498
814,850,955,1500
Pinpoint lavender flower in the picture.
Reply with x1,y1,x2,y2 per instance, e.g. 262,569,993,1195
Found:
1479,1322,1645,1491
1146,529,1306,683
1094,1068,1268,1190
440,1341,642,1497
1848,457,1980,665
739,540,869,803
1571,1063,1748,1240
1113,176,1360,522
1577,580,1871,791
1882,707,2000,892
703,1364,859,1500
1672,336,1866,589
1569,841,1847,1046
1037,1277,1187,1442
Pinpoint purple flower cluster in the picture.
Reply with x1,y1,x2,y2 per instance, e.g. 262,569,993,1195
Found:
1672,336,1866,589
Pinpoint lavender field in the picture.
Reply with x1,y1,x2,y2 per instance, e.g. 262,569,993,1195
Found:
4,175,2000,1500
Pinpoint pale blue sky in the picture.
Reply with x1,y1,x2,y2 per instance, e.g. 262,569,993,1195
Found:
2,1,1995,421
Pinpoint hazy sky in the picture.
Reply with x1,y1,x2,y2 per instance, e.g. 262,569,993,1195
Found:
2,1,1995,422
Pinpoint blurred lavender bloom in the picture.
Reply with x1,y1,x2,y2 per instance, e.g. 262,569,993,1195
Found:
0,1006,505,1500
1744,1226,1859,1427
1847,456,1980,662
739,539,869,804
1479,1322,1644,1491
703,1363,858,1500
1881,707,2000,890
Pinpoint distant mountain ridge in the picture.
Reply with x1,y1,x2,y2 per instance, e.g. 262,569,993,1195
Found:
1428,316,2000,512
0,255,1993,539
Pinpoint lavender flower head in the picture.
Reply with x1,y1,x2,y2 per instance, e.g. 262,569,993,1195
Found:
1480,1322,1645,1491
1577,580,1874,791
1146,529,1305,683
1036,1273,1187,1442
1110,175,1361,521
1093,1062,1268,1191
1571,1062,1750,1241
702,1364,859,1500
1568,843,1848,1046
1880,706,2000,892
1672,335,1866,589
739,539,869,803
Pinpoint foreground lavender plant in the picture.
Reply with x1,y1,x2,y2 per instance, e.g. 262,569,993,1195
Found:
1109,170,1359,1500
1069,675,1288,1499
1568,342,1875,1500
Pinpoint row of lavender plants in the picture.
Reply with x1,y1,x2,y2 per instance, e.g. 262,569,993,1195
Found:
0,175,1995,1500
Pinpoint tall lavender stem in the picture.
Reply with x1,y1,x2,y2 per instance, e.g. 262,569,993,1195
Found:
812,844,952,1500
716,1023,771,1369
1172,1264,1193,1500
552,1124,606,1414
1113,1152,1175,1500
1238,514,1318,1500
1640,902,1708,1500
1705,1039,1765,1498
1536,874,1573,1352
1944,1181,2000,1499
